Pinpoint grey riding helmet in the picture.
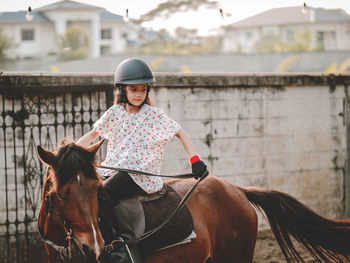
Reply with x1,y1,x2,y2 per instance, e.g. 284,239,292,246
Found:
114,58,155,85
114,58,155,108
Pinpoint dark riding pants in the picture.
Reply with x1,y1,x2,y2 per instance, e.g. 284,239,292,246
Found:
103,171,146,206
101,171,144,263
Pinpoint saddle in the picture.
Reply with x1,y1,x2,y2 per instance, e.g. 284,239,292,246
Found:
100,184,194,256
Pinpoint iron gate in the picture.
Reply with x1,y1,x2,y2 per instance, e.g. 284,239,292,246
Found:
0,77,113,263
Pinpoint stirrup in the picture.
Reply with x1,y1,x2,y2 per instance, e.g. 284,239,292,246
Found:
105,237,125,254
124,241,138,263
105,237,138,263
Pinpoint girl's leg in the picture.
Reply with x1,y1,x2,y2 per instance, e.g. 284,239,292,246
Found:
102,171,144,263
103,171,146,206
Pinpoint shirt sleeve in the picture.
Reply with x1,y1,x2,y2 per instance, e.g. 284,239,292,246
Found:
157,108,181,141
93,106,114,139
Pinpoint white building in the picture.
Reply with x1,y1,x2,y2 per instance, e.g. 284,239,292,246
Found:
222,5,350,53
0,0,140,58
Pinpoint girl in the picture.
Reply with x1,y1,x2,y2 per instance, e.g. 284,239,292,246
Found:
77,57,208,262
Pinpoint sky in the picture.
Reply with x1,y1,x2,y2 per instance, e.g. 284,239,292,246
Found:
2,0,350,35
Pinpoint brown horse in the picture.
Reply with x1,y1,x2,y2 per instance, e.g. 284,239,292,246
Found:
37,140,350,263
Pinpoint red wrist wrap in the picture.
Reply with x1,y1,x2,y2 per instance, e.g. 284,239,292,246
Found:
190,155,200,165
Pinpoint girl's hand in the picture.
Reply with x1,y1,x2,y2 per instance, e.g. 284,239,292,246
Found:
190,156,209,179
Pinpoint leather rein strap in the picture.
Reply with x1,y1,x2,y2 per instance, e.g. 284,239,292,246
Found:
99,165,196,179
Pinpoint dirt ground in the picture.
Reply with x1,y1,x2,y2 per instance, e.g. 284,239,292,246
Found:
253,230,316,263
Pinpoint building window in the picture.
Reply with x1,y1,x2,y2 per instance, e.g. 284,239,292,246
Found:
262,26,278,35
101,29,112,40
121,32,128,39
21,29,34,41
245,31,252,40
286,30,295,42
100,45,111,55
316,31,324,50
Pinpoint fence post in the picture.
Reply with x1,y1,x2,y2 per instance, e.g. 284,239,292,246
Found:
345,85,350,217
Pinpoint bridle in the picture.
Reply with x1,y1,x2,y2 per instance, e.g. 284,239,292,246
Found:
38,177,74,261
38,165,208,261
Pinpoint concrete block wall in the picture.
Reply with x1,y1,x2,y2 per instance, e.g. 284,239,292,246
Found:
151,75,349,224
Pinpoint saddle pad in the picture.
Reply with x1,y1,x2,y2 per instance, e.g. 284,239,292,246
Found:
138,184,194,255
157,230,197,251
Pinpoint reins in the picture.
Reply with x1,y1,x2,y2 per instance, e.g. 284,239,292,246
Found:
100,165,208,253
99,165,196,179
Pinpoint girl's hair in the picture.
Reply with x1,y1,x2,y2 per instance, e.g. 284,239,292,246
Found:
114,85,154,106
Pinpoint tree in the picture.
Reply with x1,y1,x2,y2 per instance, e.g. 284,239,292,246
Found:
58,26,89,61
129,0,223,55
283,29,313,52
137,0,218,23
254,34,283,53
130,27,222,55
254,29,317,53
0,33,14,62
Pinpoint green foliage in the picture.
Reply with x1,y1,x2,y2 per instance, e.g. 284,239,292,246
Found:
137,0,218,23
284,30,313,52
255,34,282,53
58,26,89,61
129,0,222,55
130,28,222,55
254,29,317,53
0,33,14,61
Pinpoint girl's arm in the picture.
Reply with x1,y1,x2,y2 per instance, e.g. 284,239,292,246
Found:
176,128,197,157
176,128,209,179
76,129,100,147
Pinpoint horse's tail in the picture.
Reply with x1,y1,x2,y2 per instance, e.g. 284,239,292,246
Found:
242,187,350,263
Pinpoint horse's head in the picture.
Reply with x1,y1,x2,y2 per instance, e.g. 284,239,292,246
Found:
37,139,105,262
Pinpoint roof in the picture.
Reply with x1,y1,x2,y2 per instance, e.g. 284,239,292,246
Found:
229,6,350,28
0,11,50,23
100,10,123,22
0,1,125,24
35,0,103,12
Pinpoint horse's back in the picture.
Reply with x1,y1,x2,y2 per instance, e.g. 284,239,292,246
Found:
144,175,258,263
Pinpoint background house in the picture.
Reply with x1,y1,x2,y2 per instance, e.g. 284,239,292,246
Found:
222,5,350,54
0,0,140,59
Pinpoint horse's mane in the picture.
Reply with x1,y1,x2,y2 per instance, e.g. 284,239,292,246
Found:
52,139,98,188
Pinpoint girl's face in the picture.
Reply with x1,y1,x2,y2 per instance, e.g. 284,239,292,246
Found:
125,84,147,107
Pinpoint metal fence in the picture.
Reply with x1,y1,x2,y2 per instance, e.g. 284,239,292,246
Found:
0,78,114,262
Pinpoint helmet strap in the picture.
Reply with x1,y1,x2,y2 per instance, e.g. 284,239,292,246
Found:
118,85,151,109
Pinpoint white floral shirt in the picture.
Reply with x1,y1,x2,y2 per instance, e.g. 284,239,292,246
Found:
94,104,180,193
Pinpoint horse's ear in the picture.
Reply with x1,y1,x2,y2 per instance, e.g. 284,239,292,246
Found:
37,146,57,166
86,139,105,154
